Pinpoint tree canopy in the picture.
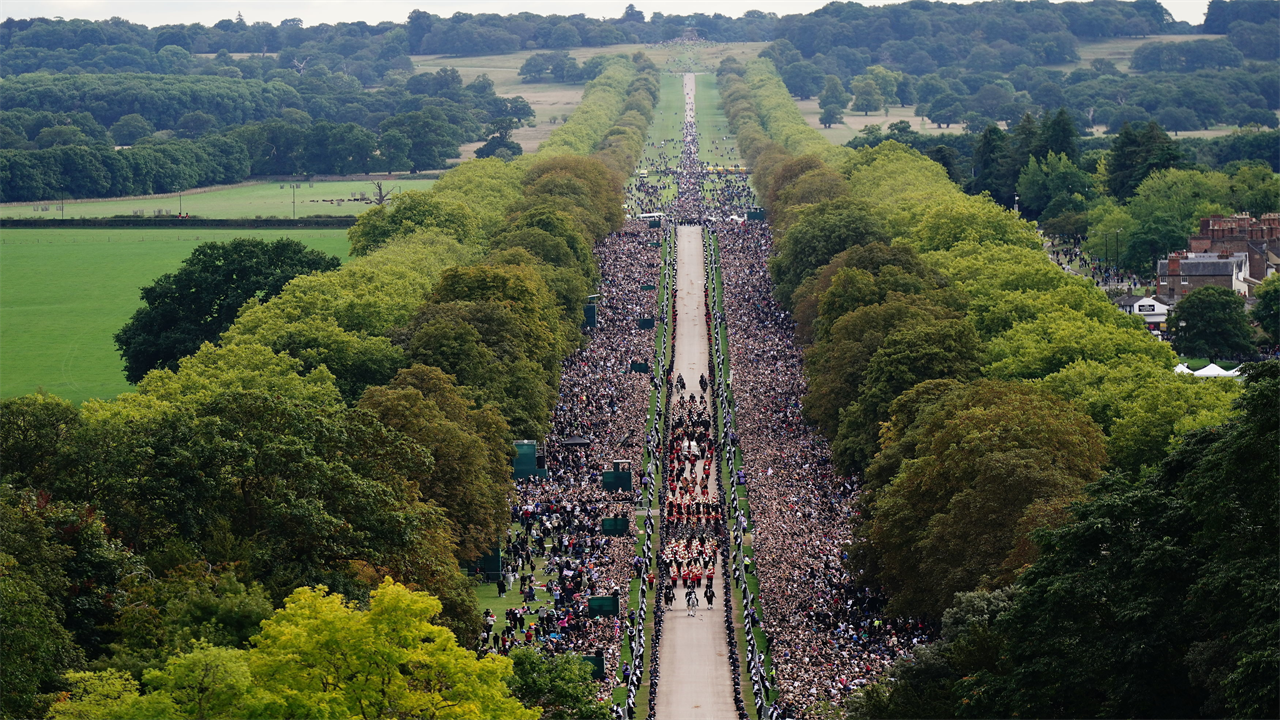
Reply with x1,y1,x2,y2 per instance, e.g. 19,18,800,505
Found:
1169,285,1256,361
857,362,1279,719
45,579,537,720
114,238,340,384
865,380,1107,617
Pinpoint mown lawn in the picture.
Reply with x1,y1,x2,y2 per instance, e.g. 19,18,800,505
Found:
0,228,350,403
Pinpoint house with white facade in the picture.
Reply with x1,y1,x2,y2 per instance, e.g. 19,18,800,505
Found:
1113,293,1170,332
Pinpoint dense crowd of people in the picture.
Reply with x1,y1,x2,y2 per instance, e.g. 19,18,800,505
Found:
633,74,932,719
477,214,666,713
480,71,938,719
710,193,936,714
1048,238,1149,292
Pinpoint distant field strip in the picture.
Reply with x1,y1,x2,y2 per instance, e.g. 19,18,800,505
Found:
1,179,436,220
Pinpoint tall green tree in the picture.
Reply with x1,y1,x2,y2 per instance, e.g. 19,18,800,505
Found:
358,365,513,564
782,61,825,99
833,318,984,472
1170,285,1255,362
984,362,1280,719
1016,151,1091,221
1033,108,1079,163
99,564,274,680
0,490,86,720
1039,356,1240,474
1252,274,1280,344
967,125,1011,205
506,649,611,720
1000,113,1040,208
768,197,888,307
347,190,482,256
817,75,850,115
1107,121,1182,200
114,238,340,384
2,388,473,627
819,105,845,129
864,381,1107,617
377,109,465,171
851,77,885,115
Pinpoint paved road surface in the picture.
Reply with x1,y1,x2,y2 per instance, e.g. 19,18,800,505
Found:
655,223,736,720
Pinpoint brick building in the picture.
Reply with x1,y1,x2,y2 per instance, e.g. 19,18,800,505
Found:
1186,213,1280,285
1155,214,1279,302
1157,251,1250,298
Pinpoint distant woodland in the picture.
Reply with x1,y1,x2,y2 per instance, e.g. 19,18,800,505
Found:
2,1,1278,204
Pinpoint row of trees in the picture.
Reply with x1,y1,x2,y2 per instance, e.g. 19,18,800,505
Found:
1130,37,1252,71
1,53,656,720
0,134,248,201
829,96,1279,277
0,68,531,144
9,1,1275,83
718,57,1277,718
0,68,539,201
771,0,1197,77
853,362,1277,719
0,113,453,202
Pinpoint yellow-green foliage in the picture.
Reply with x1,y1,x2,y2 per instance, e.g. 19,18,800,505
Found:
717,62,768,159
984,309,1177,379
230,231,477,340
137,342,342,408
594,60,658,176
535,57,636,159
1038,356,1240,473
743,59,850,165
347,190,482,257
836,141,963,238
924,241,1083,299
924,241,1176,379
216,231,475,401
47,579,537,720
924,241,1137,338
908,195,1042,253
429,158,528,238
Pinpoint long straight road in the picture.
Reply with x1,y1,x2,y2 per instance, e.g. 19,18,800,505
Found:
654,74,738,720
656,228,736,720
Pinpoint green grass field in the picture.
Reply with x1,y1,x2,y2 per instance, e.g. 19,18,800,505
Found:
628,73,685,210
695,73,740,166
0,228,351,404
0,179,436,220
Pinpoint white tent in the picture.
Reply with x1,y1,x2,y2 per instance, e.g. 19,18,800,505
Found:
1192,363,1240,377
1174,363,1193,374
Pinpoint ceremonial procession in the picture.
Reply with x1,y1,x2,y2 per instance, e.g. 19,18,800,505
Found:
4,6,1275,720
